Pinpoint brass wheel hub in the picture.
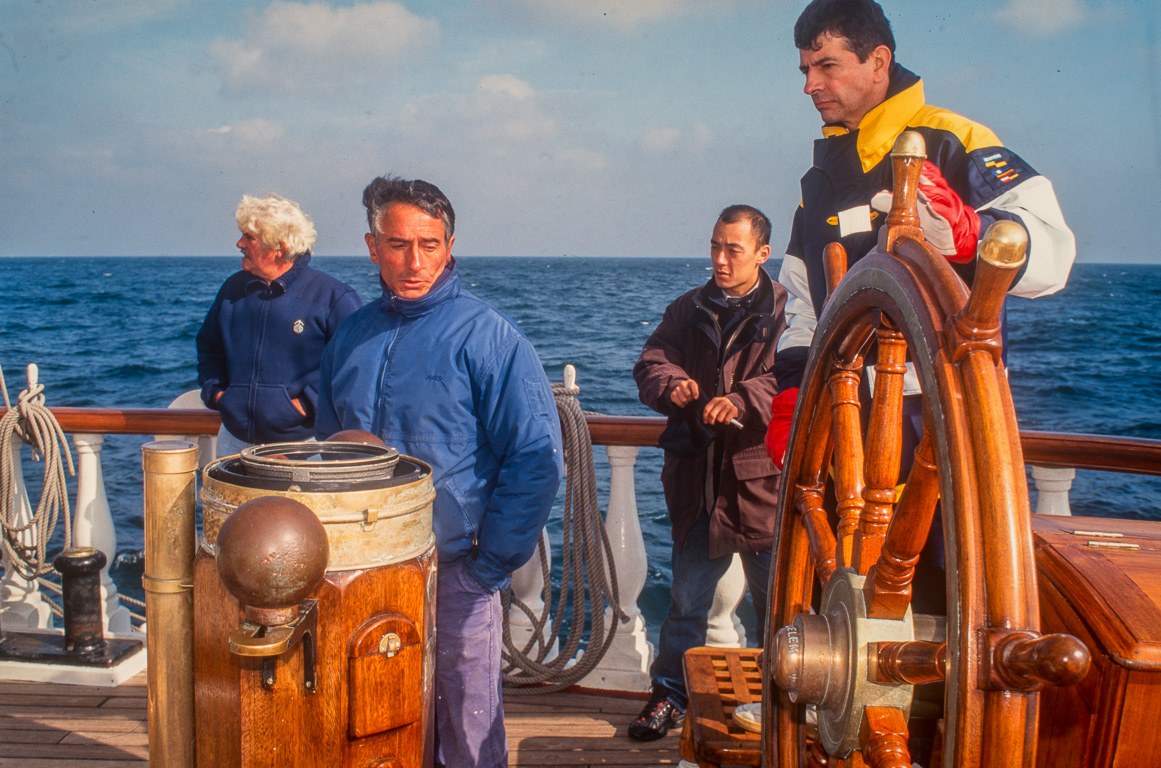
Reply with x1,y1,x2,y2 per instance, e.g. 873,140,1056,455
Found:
771,570,917,756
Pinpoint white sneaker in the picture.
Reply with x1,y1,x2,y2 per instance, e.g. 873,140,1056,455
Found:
731,702,762,733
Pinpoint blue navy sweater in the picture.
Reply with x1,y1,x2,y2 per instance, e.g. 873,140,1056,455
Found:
196,254,362,444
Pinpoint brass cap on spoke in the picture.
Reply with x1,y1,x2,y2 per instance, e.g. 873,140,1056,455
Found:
890,130,926,160
978,220,1028,269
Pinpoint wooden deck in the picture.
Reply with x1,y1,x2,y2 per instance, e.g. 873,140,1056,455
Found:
0,674,686,767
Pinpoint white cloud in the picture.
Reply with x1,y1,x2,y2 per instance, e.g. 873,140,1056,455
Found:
640,122,712,154
400,74,561,149
994,0,1086,35
184,118,288,155
500,0,739,30
208,1,439,94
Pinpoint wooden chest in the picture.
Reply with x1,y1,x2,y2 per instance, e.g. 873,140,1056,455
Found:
1033,514,1161,767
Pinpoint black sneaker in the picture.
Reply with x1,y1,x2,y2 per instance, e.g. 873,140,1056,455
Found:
628,693,684,741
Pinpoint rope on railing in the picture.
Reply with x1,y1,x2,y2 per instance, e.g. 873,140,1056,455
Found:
500,374,624,693
0,364,75,580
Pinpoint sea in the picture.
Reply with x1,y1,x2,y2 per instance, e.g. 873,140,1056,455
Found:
2,256,1160,646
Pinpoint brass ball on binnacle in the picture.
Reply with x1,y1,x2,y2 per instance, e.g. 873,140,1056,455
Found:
215,496,329,627
327,429,387,446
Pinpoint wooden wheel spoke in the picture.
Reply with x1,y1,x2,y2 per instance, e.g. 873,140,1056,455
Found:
979,629,1090,691
859,706,912,768
853,320,907,574
807,738,831,767
797,485,838,586
864,431,939,619
796,386,839,585
828,358,864,569
871,640,947,685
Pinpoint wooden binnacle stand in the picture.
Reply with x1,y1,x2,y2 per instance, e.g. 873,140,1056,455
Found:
143,439,438,768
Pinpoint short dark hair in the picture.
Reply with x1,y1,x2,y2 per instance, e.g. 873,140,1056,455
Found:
362,175,456,243
794,0,895,61
718,205,772,248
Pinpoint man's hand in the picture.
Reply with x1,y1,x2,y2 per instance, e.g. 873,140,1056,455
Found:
670,379,700,408
765,387,798,471
870,160,981,263
702,396,740,426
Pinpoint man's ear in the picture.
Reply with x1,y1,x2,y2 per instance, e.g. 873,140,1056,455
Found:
870,44,893,83
365,232,378,263
757,244,771,265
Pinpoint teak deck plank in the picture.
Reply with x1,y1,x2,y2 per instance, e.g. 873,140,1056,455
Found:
0,673,684,767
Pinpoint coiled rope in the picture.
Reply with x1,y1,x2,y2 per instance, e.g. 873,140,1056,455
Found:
0,364,74,580
501,373,624,693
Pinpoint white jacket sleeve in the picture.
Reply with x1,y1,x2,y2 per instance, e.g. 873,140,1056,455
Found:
777,255,818,353
982,175,1075,299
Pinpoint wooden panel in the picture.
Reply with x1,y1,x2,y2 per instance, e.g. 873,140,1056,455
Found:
348,614,422,737
1033,515,1161,667
1033,514,1161,768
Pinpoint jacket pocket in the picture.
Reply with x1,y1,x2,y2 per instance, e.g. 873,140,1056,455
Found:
732,444,778,481
215,385,250,438
731,444,780,540
432,475,477,563
252,384,308,440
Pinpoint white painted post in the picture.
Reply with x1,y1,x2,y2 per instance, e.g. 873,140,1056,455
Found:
161,390,216,470
72,433,132,633
1030,466,1075,517
0,432,55,629
706,554,747,647
508,528,557,659
580,444,651,691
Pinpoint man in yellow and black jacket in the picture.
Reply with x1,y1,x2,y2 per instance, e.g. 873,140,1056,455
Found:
765,0,1075,465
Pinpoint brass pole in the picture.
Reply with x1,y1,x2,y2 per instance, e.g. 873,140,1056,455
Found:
142,440,199,768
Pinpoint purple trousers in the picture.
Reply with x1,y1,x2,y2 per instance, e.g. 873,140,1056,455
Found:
434,559,508,768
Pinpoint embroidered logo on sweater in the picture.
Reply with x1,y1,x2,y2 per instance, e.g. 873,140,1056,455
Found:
983,153,1020,184
292,319,305,334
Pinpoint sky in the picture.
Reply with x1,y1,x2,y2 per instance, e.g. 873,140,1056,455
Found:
1,0,1159,262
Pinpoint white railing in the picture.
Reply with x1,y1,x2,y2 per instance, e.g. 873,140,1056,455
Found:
0,397,1108,690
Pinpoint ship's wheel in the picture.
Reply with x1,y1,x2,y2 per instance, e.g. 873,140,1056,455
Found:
760,132,1089,768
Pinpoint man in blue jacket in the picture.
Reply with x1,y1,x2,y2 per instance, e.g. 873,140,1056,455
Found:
196,193,362,457
316,176,564,768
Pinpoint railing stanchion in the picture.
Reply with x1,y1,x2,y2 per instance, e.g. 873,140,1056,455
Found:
581,444,651,690
706,554,747,648
72,433,131,633
1030,466,1075,517
0,433,55,629
508,528,557,659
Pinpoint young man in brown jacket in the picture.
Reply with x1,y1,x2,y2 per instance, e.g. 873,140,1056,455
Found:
629,205,788,741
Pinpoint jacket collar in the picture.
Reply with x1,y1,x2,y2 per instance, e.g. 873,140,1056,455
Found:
690,267,780,345
694,266,776,316
246,253,311,296
818,65,924,174
379,257,460,317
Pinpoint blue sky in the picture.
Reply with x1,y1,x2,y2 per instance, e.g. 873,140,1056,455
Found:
2,0,1158,261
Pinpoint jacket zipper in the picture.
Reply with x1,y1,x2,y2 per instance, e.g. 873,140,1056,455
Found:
247,292,273,443
373,319,402,436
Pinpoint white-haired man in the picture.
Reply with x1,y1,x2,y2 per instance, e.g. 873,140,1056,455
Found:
197,193,362,456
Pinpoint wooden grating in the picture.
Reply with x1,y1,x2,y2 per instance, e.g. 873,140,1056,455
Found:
682,647,763,767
